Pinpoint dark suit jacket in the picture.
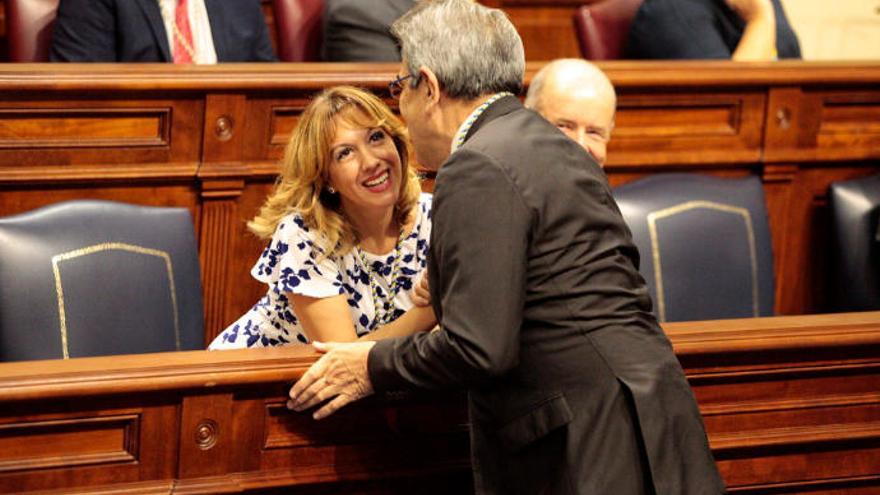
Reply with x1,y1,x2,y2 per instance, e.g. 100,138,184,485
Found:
50,0,276,62
626,0,801,59
321,0,414,62
369,96,725,494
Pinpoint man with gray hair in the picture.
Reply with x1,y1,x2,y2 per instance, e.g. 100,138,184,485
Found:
525,59,616,167
290,1,724,493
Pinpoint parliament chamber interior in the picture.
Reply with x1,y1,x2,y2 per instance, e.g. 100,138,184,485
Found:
0,0,879,493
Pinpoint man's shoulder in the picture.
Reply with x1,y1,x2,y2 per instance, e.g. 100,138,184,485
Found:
326,0,414,20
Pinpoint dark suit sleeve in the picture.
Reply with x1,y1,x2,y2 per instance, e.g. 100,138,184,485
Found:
368,150,531,391
209,0,277,62
50,0,118,62
626,0,732,59
321,0,403,62
245,0,277,62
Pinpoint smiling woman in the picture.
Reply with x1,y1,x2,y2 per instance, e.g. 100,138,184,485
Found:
209,86,436,349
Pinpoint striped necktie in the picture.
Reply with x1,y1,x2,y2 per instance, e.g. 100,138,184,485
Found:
173,0,194,63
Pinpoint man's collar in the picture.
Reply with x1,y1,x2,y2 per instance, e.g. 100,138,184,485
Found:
450,92,517,153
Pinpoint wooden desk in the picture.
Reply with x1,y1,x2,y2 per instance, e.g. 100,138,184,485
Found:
0,62,878,343
1,312,878,493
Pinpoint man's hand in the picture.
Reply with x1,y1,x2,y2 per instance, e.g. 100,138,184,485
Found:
411,271,431,307
288,340,376,419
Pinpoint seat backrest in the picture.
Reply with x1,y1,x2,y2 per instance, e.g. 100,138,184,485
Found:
573,0,643,60
829,173,880,312
6,0,60,62
613,174,775,322
272,0,324,62
0,200,204,361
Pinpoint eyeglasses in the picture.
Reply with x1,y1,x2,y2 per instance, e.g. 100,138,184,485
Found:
388,74,414,100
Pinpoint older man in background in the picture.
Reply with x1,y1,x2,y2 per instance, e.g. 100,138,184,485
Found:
289,1,724,493
525,59,616,167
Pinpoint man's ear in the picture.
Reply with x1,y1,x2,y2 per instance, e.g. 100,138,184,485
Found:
418,66,441,105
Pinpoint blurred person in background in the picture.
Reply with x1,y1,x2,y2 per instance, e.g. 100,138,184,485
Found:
322,0,415,61
626,0,801,60
51,0,276,63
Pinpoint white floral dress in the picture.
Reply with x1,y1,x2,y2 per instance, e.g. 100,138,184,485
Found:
209,194,432,349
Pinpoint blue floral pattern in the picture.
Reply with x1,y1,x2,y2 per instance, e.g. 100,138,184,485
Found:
209,194,432,349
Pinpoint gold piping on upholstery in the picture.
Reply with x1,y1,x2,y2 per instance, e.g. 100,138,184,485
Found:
646,201,759,322
51,243,180,359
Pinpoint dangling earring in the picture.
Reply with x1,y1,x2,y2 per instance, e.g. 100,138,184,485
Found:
326,186,336,194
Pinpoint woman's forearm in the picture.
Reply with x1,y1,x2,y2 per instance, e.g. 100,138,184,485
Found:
359,305,437,341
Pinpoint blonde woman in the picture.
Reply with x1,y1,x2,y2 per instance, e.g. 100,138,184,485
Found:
210,86,434,349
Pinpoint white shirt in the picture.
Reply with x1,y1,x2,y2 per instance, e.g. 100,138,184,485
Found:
157,0,218,64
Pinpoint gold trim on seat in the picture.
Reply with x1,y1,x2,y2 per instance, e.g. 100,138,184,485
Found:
646,201,758,322
51,243,180,359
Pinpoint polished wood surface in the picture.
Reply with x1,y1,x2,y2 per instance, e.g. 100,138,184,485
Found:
1,62,878,343
0,312,878,493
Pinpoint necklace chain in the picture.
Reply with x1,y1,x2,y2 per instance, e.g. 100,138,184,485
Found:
357,228,407,329
158,0,197,63
452,92,513,152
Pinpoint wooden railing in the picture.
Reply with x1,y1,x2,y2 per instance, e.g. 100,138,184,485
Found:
1,312,879,493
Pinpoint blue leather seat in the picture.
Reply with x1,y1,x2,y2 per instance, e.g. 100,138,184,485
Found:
613,174,775,322
829,173,880,311
0,200,204,361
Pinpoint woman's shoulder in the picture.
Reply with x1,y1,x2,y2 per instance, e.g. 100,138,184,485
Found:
252,211,335,281
417,192,433,221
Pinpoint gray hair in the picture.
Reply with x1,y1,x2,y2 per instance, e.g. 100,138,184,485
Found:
525,58,617,112
391,0,525,100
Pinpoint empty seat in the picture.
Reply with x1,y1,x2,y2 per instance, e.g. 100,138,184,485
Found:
272,0,324,62
613,174,775,322
828,173,880,311
573,0,643,60
0,200,204,361
5,0,60,62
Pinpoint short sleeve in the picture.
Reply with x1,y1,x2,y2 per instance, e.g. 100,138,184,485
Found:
251,215,346,299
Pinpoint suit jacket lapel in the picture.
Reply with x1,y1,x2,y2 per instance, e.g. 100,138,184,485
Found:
204,0,229,61
135,0,172,61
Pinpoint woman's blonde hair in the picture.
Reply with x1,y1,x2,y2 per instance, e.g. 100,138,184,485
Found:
248,86,421,258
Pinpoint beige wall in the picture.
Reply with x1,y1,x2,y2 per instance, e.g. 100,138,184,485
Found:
781,0,880,59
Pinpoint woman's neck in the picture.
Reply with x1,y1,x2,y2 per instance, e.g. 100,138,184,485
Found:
346,206,399,255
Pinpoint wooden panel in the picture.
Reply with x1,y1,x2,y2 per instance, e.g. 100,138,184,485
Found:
0,108,169,148
0,415,138,472
0,97,202,180
243,95,319,164
177,394,235,478
608,91,765,166
765,86,880,162
0,399,178,493
670,312,880,493
0,313,878,493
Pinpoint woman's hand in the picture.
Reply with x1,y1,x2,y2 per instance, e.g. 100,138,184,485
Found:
411,271,431,307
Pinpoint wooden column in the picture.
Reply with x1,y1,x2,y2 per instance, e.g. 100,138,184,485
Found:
199,94,249,343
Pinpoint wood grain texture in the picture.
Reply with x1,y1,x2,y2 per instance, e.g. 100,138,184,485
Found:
0,312,879,493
